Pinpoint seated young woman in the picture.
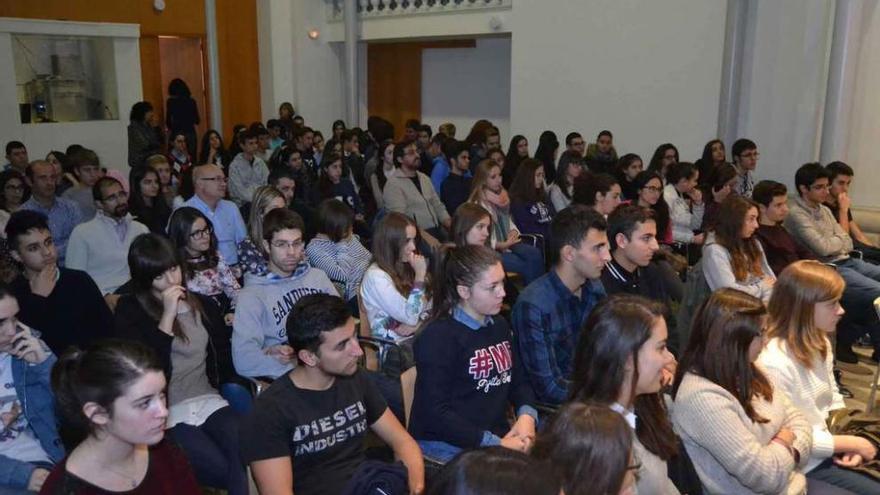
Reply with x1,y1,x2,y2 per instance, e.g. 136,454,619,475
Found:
306,199,372,315
508,158,553,249
700,162,737,232
145,155,177,207
113,234,248,495
167,207,241,326
572,172,623,217
616,153,644,202
45,340,202,494
663,161,705,250
671,288,812,495
634,171,672,245
703,195,776,302
548,150,583,212
409,245,537,462
129,165,172,236
467,159,544,284
759,261,880,494
569,294,689,495
236,185,287,279
360,212,430,336
532,402,638,495
647,143,679,185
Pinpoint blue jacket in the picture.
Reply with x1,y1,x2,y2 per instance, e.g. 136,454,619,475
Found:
0,351,64,489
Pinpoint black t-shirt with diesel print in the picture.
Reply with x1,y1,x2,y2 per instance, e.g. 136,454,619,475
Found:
240,370,387,495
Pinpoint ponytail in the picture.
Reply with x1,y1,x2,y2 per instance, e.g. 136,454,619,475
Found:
427,245,501,324
51,340,163,447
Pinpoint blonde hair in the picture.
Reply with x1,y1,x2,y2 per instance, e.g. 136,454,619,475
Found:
247,185,285,254
467,159,501,204
145,154,169,168
766,261,845,367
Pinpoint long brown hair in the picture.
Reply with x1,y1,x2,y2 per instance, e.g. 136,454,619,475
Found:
427,245,501,325
673,288,773,423
713,195,764,281
509,158,546,204
569,294,679,460
371,212,422,296
451,203,493,248
532,402,633,495
467,159,501,204
767,261,844,367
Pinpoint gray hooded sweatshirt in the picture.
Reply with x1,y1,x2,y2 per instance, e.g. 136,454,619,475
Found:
232,263,338,378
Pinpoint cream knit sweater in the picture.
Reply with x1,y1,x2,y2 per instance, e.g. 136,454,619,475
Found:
671,372,812,494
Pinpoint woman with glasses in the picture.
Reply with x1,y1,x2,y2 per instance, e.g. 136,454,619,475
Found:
114,233,248,494
634,171,672,245
167,207,240,326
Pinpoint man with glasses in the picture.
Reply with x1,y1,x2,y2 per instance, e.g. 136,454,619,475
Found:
183,164,247,265
564,132,586,158
20,161,82,266
731,138,759,198
66,177,148,298
233,208,337,380
786,163,880,361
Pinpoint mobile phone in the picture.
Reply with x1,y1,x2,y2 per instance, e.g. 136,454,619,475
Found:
11,322,27,348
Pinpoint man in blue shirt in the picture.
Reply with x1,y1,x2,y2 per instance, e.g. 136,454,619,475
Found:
183,164,247,265
512,205,610,404
20,161,82,266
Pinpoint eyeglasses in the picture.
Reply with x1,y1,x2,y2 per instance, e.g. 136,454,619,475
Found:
101,191,128,203
199,176,228,183
189,225,213,239
271,240,304,250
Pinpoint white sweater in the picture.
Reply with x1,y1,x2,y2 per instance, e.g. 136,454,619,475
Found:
757,337,845,472
360,264,431,342
702,233,776,303
66,212,149,295
664,184,704,243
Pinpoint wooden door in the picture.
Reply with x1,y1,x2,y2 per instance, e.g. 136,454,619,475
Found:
368,42,423,140
158,36,209,146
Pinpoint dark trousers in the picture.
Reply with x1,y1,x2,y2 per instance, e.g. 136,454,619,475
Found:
168,406,248,495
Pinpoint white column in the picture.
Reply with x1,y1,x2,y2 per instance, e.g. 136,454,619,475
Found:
205,0,223,132
717,0,749,147
820,0,863,163
257,0,295,122
344,0,359,126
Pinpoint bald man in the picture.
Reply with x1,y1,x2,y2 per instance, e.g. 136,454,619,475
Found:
182,164,246,265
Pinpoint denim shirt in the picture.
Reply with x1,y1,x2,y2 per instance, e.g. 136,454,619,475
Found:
0,351,63,489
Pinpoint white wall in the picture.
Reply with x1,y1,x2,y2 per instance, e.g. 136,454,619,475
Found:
736,0,833,195
509,0,727,164
0,19,141,171
421,37,511,142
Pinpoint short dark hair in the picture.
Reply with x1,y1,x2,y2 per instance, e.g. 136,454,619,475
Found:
419,124,432,136
92,177,122,202
731,138,757,159
405,119,421,131
794,162,830,195
316,199,354,242
68,147,100,172
565,132,583,147
752,180,787,208
238,129,258,144
666,161,698,185
597,130,613,140
607,205,655,251
393,141,414,167
129,101,153,122
826,161,854,181
5,141,25,156
268,167,296,186
430,133,446,147
550,204,607,260
266,119,281,130
286,294,352,360
5,210,49,251
262,207,305,242
341,129,358,143
441,139,467,161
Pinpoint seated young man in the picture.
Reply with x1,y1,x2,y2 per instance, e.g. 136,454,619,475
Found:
61,148,102,221
228,129,270,207
5,211,112,357
785,163,880,361
512,205,609,404
268,167,314,240
20,161,83,266
232,208,338,380
240,293,424,495
825,161,880,264
65,177,150,298
601,204,676,318
752,180,816,276
0,285,63,494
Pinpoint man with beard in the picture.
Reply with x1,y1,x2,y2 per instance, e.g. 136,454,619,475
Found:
66,177,149,297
